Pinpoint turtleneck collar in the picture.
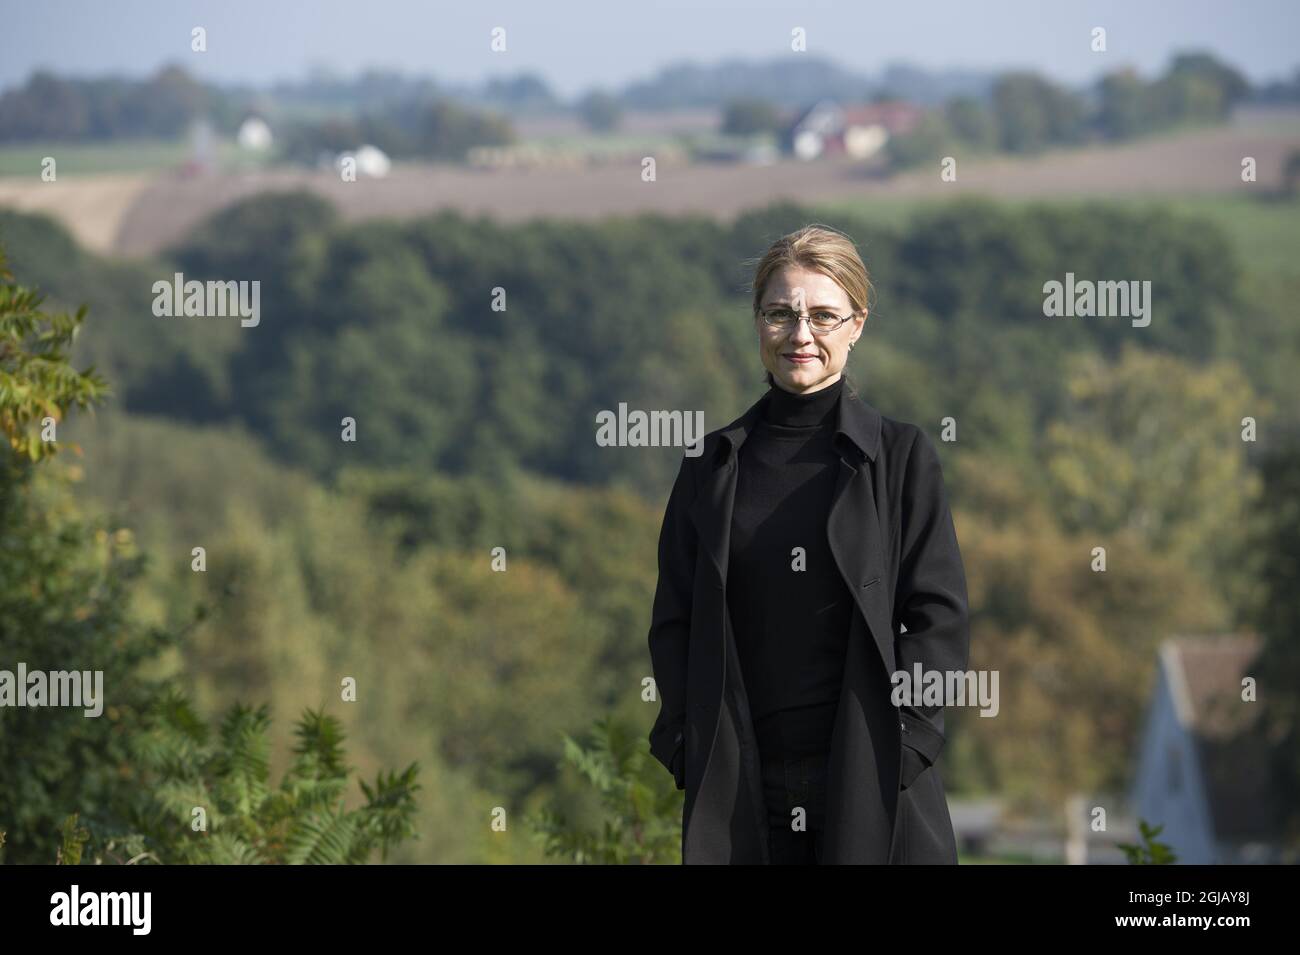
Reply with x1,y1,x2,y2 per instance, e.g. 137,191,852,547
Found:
764,376,844,428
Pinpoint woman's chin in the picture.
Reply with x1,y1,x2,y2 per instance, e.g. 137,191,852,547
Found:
775,366,819,388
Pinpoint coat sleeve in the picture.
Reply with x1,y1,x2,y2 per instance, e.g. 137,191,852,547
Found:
893,426,971,788
647,451,699,789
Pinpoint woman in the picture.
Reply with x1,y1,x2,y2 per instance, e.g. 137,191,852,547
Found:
647,224,970,864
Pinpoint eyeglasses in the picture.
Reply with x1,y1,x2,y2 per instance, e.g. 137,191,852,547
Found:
758,306,856,334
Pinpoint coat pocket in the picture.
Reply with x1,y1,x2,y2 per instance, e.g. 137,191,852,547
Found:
899,741,929,791
899,708,945,766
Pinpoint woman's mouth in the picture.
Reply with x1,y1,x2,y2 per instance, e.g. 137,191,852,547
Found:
783,353,818,364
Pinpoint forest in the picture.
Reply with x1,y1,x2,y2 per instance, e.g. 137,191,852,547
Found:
1,192,1298,862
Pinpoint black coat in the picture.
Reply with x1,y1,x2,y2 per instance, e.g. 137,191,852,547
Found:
647,382,971,863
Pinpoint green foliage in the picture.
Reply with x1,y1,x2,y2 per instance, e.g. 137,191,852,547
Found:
528,716,682,864
889,52,1249,170
1097,61,1243,146
722,97,782,136
0,210,237,422
1283,150,1300,196
0,242,182,862
0,244,421,865
943,96,997,150
56,813,90,865
278,97,515,163
6,182,1296,862
1118,819,1178,864
950,444,1229,807
126,692,421,864
18,192,1246,502
577,91,622,132
885,110,959,168
1247,429,1300,849
0,246,108,461
1043,344,1264,604
0,65,242,143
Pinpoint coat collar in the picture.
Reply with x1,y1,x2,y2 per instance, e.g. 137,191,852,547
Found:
712,378,882,468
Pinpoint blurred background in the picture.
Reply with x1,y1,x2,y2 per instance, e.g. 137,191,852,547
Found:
1,0,1298,864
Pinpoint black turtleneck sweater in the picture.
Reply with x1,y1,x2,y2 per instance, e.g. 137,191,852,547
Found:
726,376,854,769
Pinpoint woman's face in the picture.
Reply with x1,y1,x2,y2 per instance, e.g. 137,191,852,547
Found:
756,265,865,394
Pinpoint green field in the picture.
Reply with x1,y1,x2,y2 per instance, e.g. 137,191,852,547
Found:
0,138,271,176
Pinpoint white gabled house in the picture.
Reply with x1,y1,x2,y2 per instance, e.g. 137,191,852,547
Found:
1131,634,1287,863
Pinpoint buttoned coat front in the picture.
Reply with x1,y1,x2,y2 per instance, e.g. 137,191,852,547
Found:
647,382,971,864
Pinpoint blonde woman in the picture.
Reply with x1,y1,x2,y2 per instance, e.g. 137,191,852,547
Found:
648,224,970,864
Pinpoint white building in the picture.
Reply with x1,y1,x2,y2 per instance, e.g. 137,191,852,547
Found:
1131,634,1286,863
237,116,273,151
335,144,392,178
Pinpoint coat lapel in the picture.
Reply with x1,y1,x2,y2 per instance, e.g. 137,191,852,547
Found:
688,382,892,676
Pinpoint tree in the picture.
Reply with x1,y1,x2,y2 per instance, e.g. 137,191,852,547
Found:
1042,345,1264,605
722,97,781,136
1167,52,1250,113
1248,429,1300,849
991,72,1087,152
943,96,997,151
1096,69,1148,140
0,244,421,863
1282,149,1300,197
885,110,957,169
577,90,622,132
0,244,172,862
0,248,107,462
947,448,1226,809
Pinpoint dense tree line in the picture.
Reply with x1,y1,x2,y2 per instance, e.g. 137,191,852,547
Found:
0,65,243,143
0,64,518,161
4,193,1247,493
278,97,516,164
887,52,1252,168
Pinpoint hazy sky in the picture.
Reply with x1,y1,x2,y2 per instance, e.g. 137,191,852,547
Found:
2,0,1296,97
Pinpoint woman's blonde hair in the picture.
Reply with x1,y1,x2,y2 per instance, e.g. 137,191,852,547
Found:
746,223,874,389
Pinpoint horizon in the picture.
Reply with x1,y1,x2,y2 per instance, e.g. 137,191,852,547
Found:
2,0,1296,99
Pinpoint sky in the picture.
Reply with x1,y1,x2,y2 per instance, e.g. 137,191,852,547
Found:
1,0,1296,98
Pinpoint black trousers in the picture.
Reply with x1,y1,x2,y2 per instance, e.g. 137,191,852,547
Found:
761,752,829,865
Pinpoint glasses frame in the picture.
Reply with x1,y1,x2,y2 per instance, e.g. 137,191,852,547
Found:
757,305,858,335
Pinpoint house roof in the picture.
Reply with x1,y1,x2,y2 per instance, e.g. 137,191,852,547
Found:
789,100,924,137
1159,634,1280,842
840,101,924,134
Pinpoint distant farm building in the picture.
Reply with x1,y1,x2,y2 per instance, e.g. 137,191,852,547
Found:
787,100,924,160
334,144,392,178
237,116,273,151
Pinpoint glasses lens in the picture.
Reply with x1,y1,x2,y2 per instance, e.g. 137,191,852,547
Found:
762,308,846,332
